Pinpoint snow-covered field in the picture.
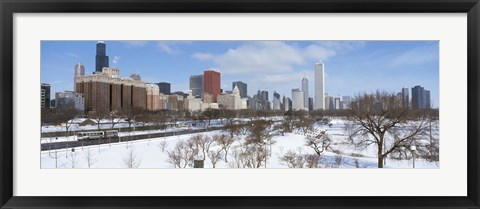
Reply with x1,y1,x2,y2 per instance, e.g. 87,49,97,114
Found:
40,118,439,169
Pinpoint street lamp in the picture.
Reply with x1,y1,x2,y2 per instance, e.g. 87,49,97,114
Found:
410,145,417,168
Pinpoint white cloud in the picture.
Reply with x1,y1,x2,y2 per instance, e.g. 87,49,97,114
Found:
157,42,181,54
192,41,305,75
389,43,438,67
192,41,364,76
304,45,337,61
192,53,214,61
112,56,120,65
122,41,148,47
67,52,80,58
192,41,364,97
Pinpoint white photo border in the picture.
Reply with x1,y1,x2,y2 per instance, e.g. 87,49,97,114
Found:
13,13,467,196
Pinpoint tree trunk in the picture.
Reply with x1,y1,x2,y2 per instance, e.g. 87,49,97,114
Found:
377,143,384,168
224,150,228,162
377,156,384,168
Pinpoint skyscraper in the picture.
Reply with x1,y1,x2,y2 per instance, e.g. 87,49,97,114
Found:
334,97,341,110
95,41,109,72
308,97,314,112
342,96,352,109
401,87,409,109
203,70,221,102
189,75,204,98
315,62,325,110
260,90,269,101
232,81,248,98
292,88,305,111
425,90,431,108
157,82,171,95
282,96,291,111
75,67,147,114
272,91,281,110
41,83,50,109
55,91,85,112
74,63,85,90
302,75,309,109
411,85,431,109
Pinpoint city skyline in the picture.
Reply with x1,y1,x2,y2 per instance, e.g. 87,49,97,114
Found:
41,41,439,107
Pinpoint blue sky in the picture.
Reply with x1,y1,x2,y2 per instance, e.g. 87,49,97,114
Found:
41,40,439,108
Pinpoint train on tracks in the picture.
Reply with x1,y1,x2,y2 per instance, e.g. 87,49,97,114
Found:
76,130,119,141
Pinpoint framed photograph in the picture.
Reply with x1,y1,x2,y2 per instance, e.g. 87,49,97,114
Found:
1,0,479,208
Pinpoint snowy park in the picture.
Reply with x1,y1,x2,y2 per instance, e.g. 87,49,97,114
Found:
40,118,439,169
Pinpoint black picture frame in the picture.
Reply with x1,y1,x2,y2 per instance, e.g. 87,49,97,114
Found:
1,0,479,208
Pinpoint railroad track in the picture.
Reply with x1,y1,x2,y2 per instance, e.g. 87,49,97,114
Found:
41,126,224,151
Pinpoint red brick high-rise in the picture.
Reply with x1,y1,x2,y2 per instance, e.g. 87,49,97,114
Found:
203,70,221,102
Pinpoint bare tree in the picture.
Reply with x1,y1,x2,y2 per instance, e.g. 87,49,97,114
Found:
123,148,142,168
84,148,98,168
274,120,291,136
334,155,344,168
282,110,296,132
41,108,58,128
166,140,197,168
304,154,321,168
89,111,108,131
191,134,214,160
108,111,120,129
295,117,314,135
304,130,331,156
244,120,275,167
354,159,361,168
67,151,80,168
241,145,268,168
166,145,182,168
245,120,275,146
158,139,168,153
278,149,305,168
227,146,243,168
120,107,144,134
213,134,236,162
55,108,80,137
207,149,222,168
238,124,250,135
349,91,430,168
49,149,62,168
223,123,242,138
226,144,268,168
222,109,237,125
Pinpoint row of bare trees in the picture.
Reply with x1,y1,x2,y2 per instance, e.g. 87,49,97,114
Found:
165,134,237,168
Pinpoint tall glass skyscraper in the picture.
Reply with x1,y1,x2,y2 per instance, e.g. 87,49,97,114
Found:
95,41,109,72
157,82,171,95
412,85,431,109
189,75,204,98
232,81,247,98
401,87,409,108
302,76,309,109
74,63,85,91
315,62,325,110
272,91,281,110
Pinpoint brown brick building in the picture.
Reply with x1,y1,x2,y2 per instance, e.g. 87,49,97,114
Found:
75,67,147,115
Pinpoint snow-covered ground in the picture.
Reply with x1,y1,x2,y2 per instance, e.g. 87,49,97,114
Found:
40,118,439,169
